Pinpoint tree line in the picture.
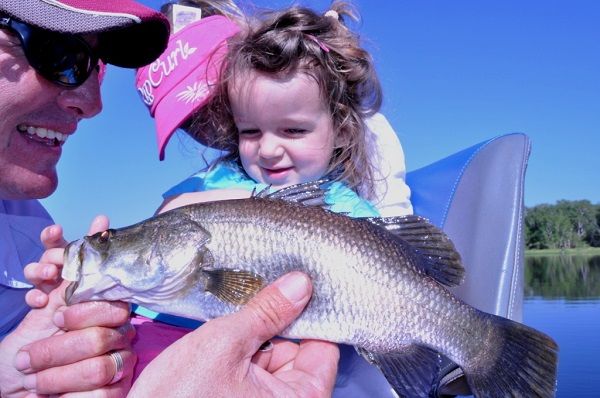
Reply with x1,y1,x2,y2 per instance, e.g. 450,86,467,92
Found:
525,200,600,249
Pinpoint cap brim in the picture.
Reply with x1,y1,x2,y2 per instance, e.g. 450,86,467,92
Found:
136,16,240,159
153,76,215,161
0,0,169,68
98,21,170,68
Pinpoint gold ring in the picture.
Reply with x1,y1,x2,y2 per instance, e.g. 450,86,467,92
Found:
108,351,125,385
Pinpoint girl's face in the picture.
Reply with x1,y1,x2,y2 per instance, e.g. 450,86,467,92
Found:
229,70,335,190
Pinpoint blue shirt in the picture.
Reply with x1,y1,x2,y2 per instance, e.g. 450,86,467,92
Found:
163,161,380,218
0,199,53,339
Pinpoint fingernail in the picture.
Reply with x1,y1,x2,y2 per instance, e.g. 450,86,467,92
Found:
43,265,53,279
15,351,31,372
53,309,65,328
35,293,46,307
23,373,36,391
276,272,309,303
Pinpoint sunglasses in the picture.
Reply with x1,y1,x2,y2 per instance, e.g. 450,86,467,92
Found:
0,15,99,87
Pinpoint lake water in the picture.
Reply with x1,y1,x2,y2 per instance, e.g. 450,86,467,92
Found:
524,254,600,398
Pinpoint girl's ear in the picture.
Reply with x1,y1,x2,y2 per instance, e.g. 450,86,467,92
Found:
334,126,351,148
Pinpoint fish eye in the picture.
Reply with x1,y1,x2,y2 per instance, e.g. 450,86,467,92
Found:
99,230,109,242
95,229,114,244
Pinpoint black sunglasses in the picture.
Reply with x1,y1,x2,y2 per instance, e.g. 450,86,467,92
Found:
0,15,99,87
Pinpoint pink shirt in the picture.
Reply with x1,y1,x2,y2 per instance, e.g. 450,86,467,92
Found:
131,315,192,379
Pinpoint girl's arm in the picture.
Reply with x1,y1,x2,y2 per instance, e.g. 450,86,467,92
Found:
157,189,251,214
365,113,413,216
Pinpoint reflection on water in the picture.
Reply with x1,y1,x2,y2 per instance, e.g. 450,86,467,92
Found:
525,255,600,299
524,255,600,398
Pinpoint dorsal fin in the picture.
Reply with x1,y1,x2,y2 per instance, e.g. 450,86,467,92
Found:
366,215,465,287
252,179,331,207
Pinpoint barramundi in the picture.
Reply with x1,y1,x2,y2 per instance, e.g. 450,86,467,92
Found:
62,183,558,397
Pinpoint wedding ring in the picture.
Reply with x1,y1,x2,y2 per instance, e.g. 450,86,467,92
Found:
108,351,125,385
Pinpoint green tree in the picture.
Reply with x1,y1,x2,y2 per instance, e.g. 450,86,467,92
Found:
555,200,597,245
589,205,600,247
525,200,600,249
526,205,559,249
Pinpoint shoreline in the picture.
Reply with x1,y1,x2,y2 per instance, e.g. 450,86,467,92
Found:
525,247,600,256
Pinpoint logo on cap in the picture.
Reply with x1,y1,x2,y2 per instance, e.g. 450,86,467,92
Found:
137,39,197,107
175,81,213,104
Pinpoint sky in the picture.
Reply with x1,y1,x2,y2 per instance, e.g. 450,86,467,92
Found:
41,0,600,240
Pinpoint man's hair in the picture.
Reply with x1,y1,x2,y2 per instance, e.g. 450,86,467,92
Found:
187,1,382,198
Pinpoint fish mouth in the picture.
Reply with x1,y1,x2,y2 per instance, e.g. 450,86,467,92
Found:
64,281,79,305
62,239,84,282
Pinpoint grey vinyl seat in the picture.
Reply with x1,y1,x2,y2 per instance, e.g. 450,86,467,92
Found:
406,133,531,396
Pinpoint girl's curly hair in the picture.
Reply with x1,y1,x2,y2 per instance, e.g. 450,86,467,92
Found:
186,1,382,199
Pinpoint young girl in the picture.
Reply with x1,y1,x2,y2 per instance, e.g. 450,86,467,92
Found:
133,2,406,396
142,0,412,217
157,1,409,221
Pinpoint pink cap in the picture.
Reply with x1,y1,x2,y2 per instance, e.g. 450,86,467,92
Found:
136,15,240,160
0,0,169,68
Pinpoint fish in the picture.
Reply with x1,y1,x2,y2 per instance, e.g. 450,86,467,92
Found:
62,182,558,398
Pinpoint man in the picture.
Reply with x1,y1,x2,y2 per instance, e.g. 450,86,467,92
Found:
0,2,338,396
0,0,170,338
0,1,169,396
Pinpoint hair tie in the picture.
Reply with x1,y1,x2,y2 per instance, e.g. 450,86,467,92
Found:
305,34,330,53
324,10,339,20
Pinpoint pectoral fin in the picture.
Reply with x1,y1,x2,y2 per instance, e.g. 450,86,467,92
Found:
202,268,265,305
356,344,441,398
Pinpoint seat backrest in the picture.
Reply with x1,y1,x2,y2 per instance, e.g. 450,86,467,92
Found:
406,133,531,321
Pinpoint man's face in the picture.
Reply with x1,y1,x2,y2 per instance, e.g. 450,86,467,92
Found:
0,28,102,200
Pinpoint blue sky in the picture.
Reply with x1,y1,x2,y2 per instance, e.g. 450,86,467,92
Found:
42,0,600,240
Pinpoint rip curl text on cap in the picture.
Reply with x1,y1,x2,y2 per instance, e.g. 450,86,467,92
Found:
136,15,240,160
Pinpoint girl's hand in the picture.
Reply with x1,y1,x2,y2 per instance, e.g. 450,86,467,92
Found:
24,215,110,309
157,189,251,214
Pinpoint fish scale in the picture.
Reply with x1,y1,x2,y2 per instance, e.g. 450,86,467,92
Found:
166,201,511,355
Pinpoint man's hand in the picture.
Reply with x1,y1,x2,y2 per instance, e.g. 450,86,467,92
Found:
0,280,135,397
0,215,137,398
129,272,339,398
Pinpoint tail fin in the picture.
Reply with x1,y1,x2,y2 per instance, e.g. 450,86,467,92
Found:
464,314,558,397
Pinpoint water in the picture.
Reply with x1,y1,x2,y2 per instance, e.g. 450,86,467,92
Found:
524,254,600,398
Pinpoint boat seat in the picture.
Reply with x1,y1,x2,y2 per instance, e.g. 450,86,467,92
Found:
406,132,531,396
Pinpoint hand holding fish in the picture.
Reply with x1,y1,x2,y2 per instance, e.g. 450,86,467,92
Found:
0,216,136,398
129,272,339,398
0,280,135,397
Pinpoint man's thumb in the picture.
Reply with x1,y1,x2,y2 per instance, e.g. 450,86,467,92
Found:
235,272,313,350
